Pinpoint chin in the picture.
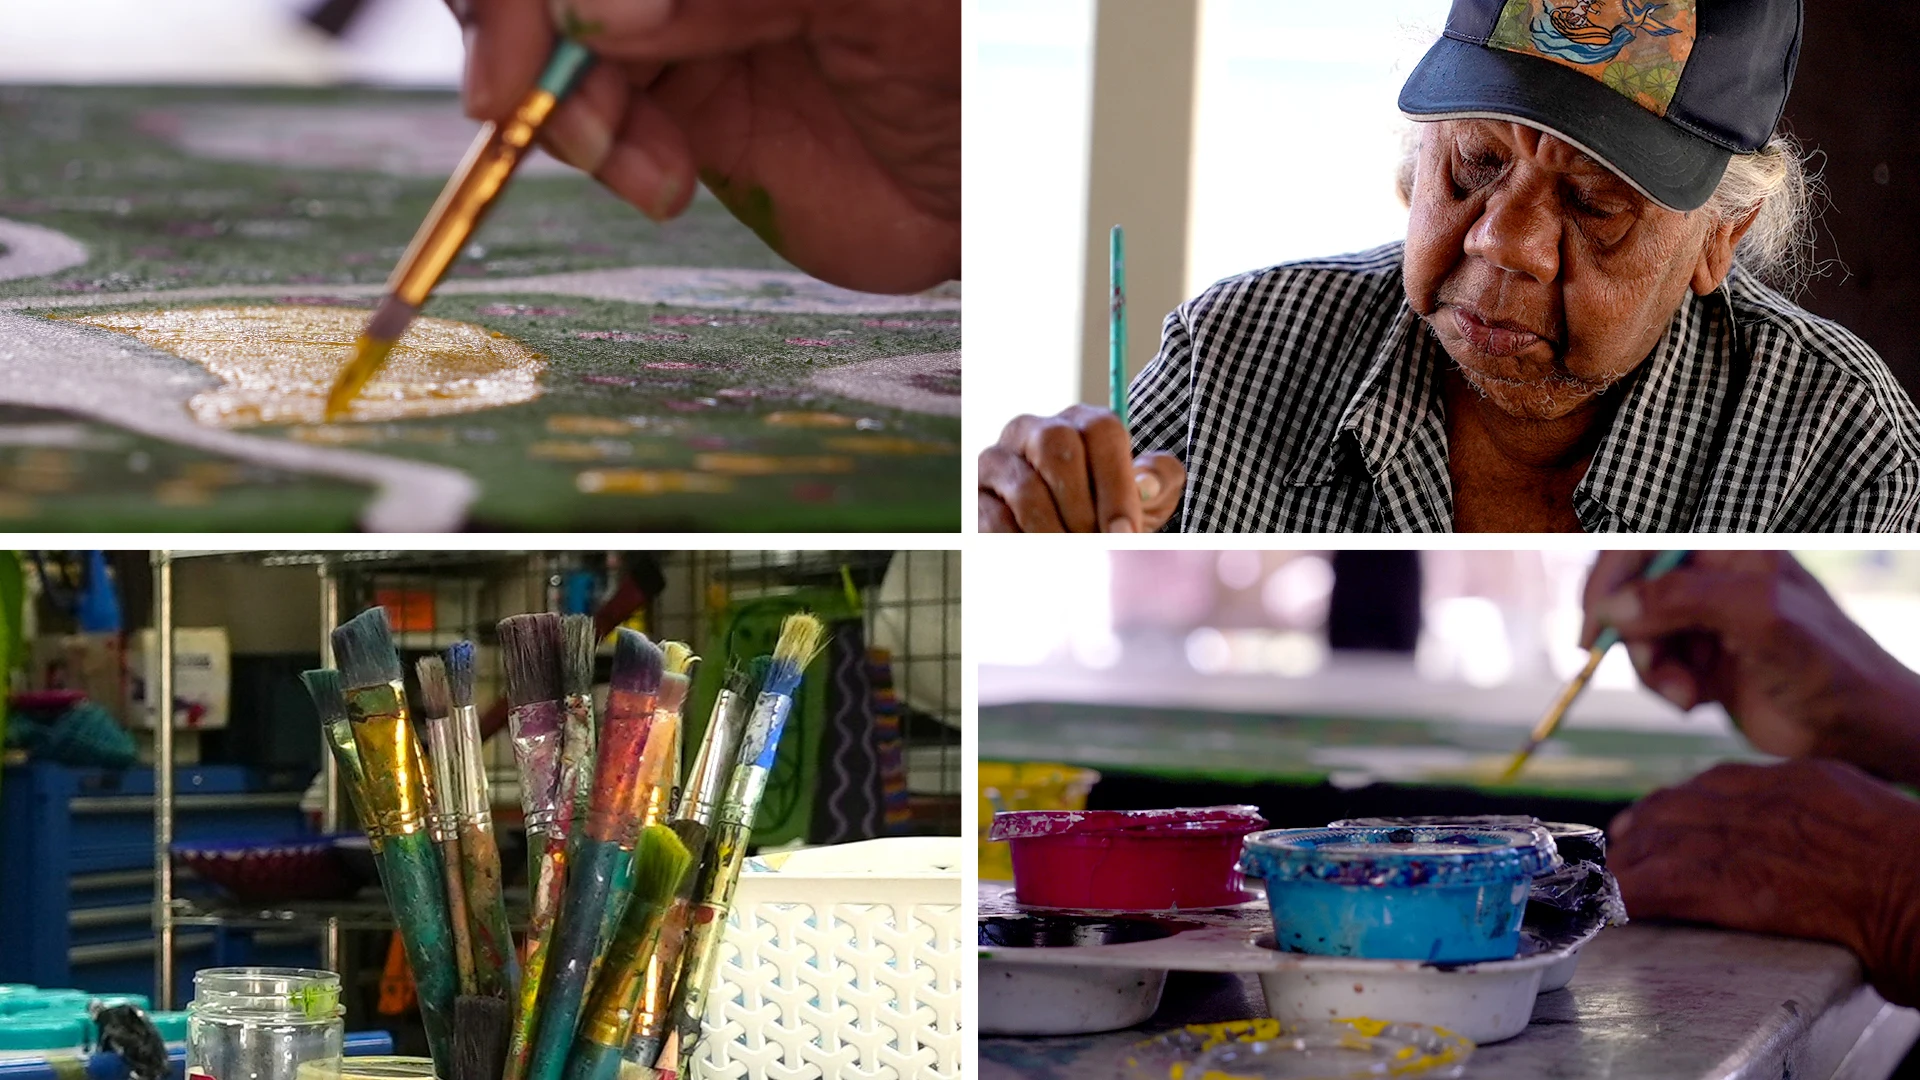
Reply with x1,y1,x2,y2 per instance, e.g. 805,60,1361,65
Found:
1451,361,1611,422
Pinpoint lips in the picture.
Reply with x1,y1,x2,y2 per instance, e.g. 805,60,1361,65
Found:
1450,307,1548,358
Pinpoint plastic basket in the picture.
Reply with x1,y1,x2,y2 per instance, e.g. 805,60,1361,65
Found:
688,838,962,1080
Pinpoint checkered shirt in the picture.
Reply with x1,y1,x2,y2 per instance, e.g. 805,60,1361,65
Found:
1128,243,1920,532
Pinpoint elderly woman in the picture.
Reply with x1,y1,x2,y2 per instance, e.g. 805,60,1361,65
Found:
979,0,1920,532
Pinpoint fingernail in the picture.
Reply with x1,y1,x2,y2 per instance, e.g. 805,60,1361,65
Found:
1107,517,1134,534
1136,473,1160,503
1595,590,1641,625
1610,809,1634,841
1627,642,1653,673
542,107,612,173
1656,678,1693,710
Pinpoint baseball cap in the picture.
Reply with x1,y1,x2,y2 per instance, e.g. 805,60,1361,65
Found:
1399,0,1803,211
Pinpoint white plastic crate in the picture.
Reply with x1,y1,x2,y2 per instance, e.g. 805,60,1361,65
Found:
687,838,963,1080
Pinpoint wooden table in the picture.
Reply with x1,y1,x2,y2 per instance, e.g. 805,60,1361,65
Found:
980,924,1920,1080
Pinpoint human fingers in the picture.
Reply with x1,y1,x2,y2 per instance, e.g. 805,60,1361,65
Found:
978,441,1066,533
1054,404,1141,533
1010,414,1101,533
1580,551,1657,647
978,491,1018,533
552,0,815,60
1134,452,1187,532
581,75,697,221
464,0,554,121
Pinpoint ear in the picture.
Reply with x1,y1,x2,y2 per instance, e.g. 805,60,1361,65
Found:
1691,205,1759,295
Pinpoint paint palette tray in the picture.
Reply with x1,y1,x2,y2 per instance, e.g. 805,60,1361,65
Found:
978,883,1605,1044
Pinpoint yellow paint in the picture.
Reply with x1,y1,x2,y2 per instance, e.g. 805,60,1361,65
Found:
763,411,858,428
59,306,544,428
575,469,734,495
548,415,635,437
529,440,633,462
693,453,856,475
0,493,37,518
823,435,956,455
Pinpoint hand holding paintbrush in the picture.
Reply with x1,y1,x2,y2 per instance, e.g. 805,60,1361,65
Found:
526,630,666,1080
332,608,460,1076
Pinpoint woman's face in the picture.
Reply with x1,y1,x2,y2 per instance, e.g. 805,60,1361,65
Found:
1403,120,1724,421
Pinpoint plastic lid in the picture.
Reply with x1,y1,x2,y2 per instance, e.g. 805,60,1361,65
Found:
989,805,1267,842
0,1014,88,1052
149,1012,190,1043
1240,826,1559,887
1120,1017,1472,1079
0,992,92,1016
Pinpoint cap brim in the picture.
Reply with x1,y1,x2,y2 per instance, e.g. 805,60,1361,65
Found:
1399,36,1729,212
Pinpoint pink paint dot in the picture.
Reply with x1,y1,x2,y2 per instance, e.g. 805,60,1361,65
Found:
861,318,961,329
663,400,713,412
793,482,839,503
480,303,577,317
645,362,703,370
786,338,845,348
575,331,691,343
687,436,731,451
583,375,639,387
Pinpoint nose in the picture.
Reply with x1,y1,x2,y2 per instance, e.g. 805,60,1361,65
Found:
1464,180,1561,283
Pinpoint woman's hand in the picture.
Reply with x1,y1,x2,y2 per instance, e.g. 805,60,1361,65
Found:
1611,759,1920,1007
977,405,1186,532
1583,551,1920,784
462,0,960,295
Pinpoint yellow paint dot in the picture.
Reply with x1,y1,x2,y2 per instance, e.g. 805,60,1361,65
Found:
0,493,38,518
59,305,544,428
547,415,634,437
530,440,633,462
822,435,956,455
155,480,214,506
693,453,856,475
576,469,734,495
763,411,858,429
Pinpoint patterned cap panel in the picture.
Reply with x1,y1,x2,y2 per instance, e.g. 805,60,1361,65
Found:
1486,0,1699,115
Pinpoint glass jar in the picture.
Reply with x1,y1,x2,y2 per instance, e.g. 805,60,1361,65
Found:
187,969,344,1080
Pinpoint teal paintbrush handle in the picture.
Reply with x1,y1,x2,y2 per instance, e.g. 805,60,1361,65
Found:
538,38,596,99
564,1040,623,1080
528,838,634,1080
1593,550,1689,653
1108,224,1128,426
383,830,460,1074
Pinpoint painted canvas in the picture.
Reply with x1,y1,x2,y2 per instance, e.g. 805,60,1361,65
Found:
0,87,960,530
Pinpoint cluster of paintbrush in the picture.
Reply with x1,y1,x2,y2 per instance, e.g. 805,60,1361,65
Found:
306,604,825,1080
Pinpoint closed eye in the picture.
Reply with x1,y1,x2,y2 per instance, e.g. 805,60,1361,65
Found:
1451,149,1506,198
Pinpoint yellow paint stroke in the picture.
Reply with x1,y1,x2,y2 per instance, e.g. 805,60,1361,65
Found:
59,305,544,428
693,453,856,475
823,435,956,455
529,440,634,462
547,415,635,437
763,411,858,429
576,469,734,495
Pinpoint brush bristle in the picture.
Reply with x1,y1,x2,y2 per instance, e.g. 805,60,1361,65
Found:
609,628,664,695
452,994,511,1080
629,823,693,909
747,655,772,698
765,613,825,697
417,656,451,720
300,668,349,727
497,613,562,706
722,662,753,699
445,641,476,708
331,607,402,689
563,614,597,697
662,641,697,678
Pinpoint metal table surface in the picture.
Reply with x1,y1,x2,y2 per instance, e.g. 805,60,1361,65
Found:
980,924,1920,1080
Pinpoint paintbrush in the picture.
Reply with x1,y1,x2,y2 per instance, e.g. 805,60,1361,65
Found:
664,616,824,1075
560,824,694,1080
526,630,668,1080
1502,550,1691,781
454,995,512,1080
1109,224,1128,426
418,656,478,995
322,38,598,419
447,640,516,1001
621,661,752,1072
301,668,385,885
500,612,568,1080
559,614,599,838
332,607,459,1076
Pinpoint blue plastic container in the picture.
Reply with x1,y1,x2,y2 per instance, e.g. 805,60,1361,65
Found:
1241,826,1559,963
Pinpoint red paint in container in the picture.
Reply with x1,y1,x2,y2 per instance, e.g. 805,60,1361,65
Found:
989,805,1268,910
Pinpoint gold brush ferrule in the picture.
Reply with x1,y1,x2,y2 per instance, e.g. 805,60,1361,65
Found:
324,719,385,850
346,681,430,837
387,89,559,307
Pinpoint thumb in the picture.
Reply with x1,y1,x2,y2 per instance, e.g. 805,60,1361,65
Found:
1133,452,1185,531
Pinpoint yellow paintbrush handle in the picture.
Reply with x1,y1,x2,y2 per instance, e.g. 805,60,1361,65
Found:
1501,644,1606,782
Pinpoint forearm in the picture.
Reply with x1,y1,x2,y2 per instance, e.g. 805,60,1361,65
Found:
1827,660,1920,790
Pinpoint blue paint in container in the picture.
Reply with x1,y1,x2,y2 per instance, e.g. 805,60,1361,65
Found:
1240,826,1559,963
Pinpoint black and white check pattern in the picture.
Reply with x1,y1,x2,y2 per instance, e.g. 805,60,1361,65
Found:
1129,243,1920,532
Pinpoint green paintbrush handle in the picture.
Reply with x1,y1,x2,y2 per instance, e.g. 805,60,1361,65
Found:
529,838,634,1080
382,830,459,1074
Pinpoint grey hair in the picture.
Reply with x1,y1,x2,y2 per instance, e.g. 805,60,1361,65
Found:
1395,125,1825,296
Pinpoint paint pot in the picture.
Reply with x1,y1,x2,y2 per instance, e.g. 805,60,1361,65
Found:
0,1016,87,1061
977,762,1101,883
1331,817,1606,867
1119,1017,1474,1080
978,915,1172,1036
989,806,1267,910
1241,826,1558,963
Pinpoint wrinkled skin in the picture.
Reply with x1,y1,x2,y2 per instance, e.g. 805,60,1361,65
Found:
463,0,959,295
977,119,1758,531
1611,760,1920,1007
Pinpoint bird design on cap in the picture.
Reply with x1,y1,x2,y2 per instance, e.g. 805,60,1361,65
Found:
1534,0,1678,64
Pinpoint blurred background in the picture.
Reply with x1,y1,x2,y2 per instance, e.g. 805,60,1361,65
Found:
975,548,1920,878
969,0,1920,455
